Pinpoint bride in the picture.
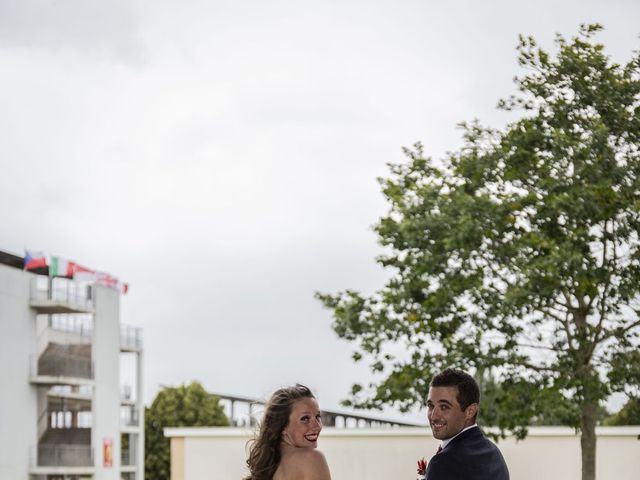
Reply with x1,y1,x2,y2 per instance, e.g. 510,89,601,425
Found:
244,384,332,480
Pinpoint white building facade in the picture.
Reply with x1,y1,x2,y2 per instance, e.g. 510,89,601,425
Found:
0,252,144,480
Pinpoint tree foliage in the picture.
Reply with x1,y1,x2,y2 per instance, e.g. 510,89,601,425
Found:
145,381,229,480
316,24,640,480
478,372,608,428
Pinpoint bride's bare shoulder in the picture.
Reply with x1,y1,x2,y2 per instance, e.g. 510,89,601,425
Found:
276,449,331,480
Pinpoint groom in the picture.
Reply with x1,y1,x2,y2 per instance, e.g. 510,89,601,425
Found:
424,368,509,480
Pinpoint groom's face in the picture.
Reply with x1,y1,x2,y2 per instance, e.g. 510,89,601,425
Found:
426,386,476,440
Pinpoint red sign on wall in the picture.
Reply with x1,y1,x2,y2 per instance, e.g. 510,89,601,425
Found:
103,438,113,468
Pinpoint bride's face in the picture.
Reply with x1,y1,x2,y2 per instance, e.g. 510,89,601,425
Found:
282,397,323,448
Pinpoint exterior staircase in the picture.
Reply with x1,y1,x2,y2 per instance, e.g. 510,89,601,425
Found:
37,343,92,379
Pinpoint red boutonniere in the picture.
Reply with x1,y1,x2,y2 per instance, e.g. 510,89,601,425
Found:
417,457,427,479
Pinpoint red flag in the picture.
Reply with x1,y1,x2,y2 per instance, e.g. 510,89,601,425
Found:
24,250,47,271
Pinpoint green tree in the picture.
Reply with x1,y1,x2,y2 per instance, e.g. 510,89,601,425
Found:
604,397,640,425
478,373,608,428
145,381,229,480
316,25,640,480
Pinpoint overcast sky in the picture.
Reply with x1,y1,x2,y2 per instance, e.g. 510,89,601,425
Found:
1,0,638,423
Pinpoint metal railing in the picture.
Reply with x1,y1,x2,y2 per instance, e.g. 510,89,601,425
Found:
38,393,94,438
121,384,133,401
121,405,140,427
34,444,93,467
30,276,93,310
31,353,94,380
120,325,143,350
37,327,92,358
211,392,424,428
50,384,93,397
47,314,94,337
121,448,136,466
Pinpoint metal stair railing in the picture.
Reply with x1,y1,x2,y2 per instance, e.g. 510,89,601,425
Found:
120,325,143,350
121,406,140,427
37,324,93,358
30,277,93,310
31,353,94,380
35,444,93,467
121,448,135,466
48,314,94,337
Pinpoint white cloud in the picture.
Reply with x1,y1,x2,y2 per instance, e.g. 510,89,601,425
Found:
0,0,146,64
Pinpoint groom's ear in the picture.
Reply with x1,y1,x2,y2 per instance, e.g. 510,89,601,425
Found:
465,403,478,420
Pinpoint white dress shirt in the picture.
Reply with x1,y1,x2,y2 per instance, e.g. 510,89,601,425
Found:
441,424,478,450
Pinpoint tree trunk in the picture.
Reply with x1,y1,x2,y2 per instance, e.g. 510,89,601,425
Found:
580,400,597,480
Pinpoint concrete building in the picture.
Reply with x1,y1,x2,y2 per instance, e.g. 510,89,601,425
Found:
0,250,144,480
165,426,640,480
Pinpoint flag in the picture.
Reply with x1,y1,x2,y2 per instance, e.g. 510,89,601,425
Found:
70,262,95,278
95,271,129,295
51,256,97,279
48,256,128,294
49,256,73,278
95,271,119,289
24,250,47,271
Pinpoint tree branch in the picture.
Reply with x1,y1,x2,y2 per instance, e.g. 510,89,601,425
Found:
590,220,616,354
516,342,556,351
540,306,570,324
601,318,640,342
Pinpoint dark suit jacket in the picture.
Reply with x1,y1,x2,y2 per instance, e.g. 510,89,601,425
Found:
425,426,509,480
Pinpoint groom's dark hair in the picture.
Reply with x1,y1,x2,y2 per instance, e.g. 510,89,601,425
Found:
430,368,480,419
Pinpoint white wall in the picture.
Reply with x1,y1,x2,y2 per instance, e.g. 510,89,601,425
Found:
165,426,640,480
92,285,121,480
136,349,145,480
497,427,640,480
0,264,38,480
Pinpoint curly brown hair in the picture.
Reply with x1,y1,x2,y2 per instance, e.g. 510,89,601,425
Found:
244,384,314,480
